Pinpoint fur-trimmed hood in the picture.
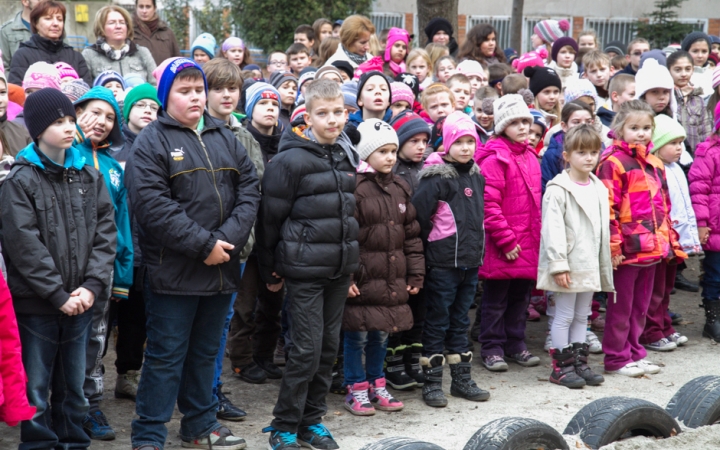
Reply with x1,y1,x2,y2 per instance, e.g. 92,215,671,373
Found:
419,157,479,179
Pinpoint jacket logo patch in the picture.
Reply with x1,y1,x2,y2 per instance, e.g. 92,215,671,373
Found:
108,168,121,189
464,188,473,197
398,203,406,213
347,173,354,177
171,147,185,161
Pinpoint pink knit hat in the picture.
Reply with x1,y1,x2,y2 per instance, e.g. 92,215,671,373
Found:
222,37,244,53
513,48,548,74
390,81,414,106
443,111,479,152
54,62,78,80
715,102,720,133
23,62,61,91
153,56,183,84
713,65,720,90
533,19,570,44
384,27,410,63
456,59,485,80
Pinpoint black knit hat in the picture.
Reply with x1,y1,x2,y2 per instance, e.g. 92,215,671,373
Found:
681,31,711,53
356,70,392,106
523,66,562,96
424,18,454,42
25,88,77,143
389,110,430,149
331,60,354,81
394,72,420,97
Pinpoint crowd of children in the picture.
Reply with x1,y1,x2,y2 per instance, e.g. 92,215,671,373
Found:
0,10,719,450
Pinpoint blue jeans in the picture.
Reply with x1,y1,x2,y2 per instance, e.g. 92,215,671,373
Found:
343,331,389,385
213,262,244,398
18,311,93,450
702,251,720,301
421,266,479,356
131,279,233,448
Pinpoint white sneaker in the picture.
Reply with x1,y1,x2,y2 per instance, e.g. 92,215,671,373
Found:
544,333,553,352
668,332,688,346
636,358,660,374
586,331,603,354
605,362,644,377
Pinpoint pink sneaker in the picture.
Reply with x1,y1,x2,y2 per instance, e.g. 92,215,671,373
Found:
527,304,540,321
369,378,404,411
344,381,375,416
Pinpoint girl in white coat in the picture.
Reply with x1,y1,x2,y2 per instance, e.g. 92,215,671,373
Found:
538,124,614,389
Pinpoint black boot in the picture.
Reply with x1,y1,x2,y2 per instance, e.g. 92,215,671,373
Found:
329,355,345,395
549,346,586,389
448,352,490,402
572,343,604,386
403,343,424,386
420,354,447,407
675,271,700,292
384,346,417,390
703,300,720,342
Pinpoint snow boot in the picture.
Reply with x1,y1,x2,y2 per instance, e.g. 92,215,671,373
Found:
329,355,345,395
447,352,490,402
703,300,720,342
384,346,417,390
549,346,586,389
572,342,604,386
403,343,424,387
420,354,447,407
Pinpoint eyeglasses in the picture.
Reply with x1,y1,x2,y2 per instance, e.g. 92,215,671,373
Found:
134,102,159,112
269,60,287,66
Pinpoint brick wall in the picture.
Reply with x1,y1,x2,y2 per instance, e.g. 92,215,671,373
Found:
572,16,584,39
458,14,467,44
710,19,720,38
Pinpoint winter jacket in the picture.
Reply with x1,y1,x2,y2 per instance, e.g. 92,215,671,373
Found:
596,140,686,265
132,15,180,66
471,116,493,145
0,274,35,426
257,128,359,283
247,120,282,167
541,131,565,194
475,137,541,280
665,161,701,255
0,144,116,315
537,171,613,293
597,104,615,128
392,156,423,194
675,87,712,156
115,124,143,271
412,153,485,269
127,112,260,295
689,135,720,252
8,34,91,85
82,41,157,86
343,164,424,333
0,12,30,70
0,119,31,157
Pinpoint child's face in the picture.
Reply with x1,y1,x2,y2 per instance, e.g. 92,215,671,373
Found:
536,86,560,112
480,33,496,58
225,47,245,66
207,85,239,119
620,113,653,146
670,57,693,89
656,137,684,164
562,110,594,132
399,133,428,162
449,82,471,110
576,95,596,113
563,148,600,176
557,46,576,69
528,123,543,147
627,43,650,69
193,49,210,65
390,40,407,63
319,23,333,41
531,34,544,48
389,100,411,118
294,33,313,49
644,88,671,113
447,135,476,164
252,99,279,130
467,75,482,95
408,57,429,82
166,76,206,127
584,64,610,88
503,118,531,144
39,115,76,150
104,81,123,99
289,53,310,73
266,52,288,74
77,99,115,144
689,40,710,67
366,143,398,173
578,35,596,49
425,92,453,123
60,76,76,84
436,60,455,83
614,83,636,106
358,75,390,113
713,43,720,55
432,30,449,46
278,80,297,108
473,102,493,131
304,96,347,145
0,81,8,118
128,98,158,133
249,70,262,80
319,72,343,85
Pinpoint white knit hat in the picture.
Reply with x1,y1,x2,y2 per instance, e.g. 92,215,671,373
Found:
493,94,534,134
356,118,399,161
634,58,677,115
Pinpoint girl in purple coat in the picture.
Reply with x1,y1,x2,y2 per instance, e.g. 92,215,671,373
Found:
475,94,542,372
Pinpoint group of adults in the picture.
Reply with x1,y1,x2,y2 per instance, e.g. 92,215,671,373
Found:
0,0,180,86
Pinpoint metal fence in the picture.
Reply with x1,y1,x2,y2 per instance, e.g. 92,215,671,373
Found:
370,12,404,33
467,16,512,50
583,18,636,47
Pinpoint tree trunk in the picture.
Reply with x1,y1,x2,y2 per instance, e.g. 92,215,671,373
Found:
417,0,459,46
510,0,524,52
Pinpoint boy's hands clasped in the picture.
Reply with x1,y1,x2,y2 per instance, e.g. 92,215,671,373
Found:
60,287,95,316
204,239,235,266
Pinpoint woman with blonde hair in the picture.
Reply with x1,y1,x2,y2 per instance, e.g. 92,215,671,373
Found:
324,14,376,68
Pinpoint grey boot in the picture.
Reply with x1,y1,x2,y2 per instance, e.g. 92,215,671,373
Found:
420,354,447,407
447,352,490,402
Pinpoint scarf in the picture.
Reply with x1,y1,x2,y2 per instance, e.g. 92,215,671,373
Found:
389,60,406,76
343,46,368,66
98,37,130,61
145,16,160,34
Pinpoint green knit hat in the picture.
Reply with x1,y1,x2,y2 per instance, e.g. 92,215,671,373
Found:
123,83,160,122
651,114,687,153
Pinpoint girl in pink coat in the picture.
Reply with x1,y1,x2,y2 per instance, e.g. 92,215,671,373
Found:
475,94,542,372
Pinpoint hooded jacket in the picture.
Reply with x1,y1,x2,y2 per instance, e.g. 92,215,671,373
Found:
256,128,359,283
8,34,92,85
82,40,157,86
0,144,116,315
689,135,720,252
412,154,485,269
132,15,180,66
127,111,260,295
665,161,701,255
675,86,712,155
392,156,423,194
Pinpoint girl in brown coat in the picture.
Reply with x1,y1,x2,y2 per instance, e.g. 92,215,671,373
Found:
343,119,425,416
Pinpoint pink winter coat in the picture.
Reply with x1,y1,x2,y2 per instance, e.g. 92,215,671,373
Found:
689,134,720,251
476,136,542,280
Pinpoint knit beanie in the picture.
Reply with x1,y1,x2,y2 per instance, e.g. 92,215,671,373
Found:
551,37,578,62
512,48,548,74
713,65,720,89
564,78,598,106
443,111,479,152
533,19,570,44
331,60,354,81
269,70,298,91
8,83,25,107
394,73,420,97
681,31,711,53
530,109,548,136
390,81,414,106
222,37,244,53
356,118,399,161
123,83,160,122
298,67,317,91
23,62,61,92
93,70,126,89
523,66,562,96
640,49,667,68
424,18,453,42
341,82,359,110
61,79,90,103
389,110,430,149
385,27,410,62
25,88,77,143
54,62,78,80
709,53,719,66
191,33,216,60
315,66,343,82
245,82,280,119
603,41,626,56
504,48,519,65
124,73,145,89
290,102,306,126
157,58,207,109
74,86,124,145
493,93,534,135
356,71,391,104
456,59,485,80
651,114,687,152
153,57,182,85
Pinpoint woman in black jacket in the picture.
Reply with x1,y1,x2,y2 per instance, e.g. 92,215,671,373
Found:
8,1,91,85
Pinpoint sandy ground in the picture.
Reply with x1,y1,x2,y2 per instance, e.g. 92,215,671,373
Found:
1,258,719,450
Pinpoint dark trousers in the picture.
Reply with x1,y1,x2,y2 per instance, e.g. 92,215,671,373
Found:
702,251,720,301
271,275,350,433
479,278,533,358
115,271,147,374
387,289,426,348
84,285,111,409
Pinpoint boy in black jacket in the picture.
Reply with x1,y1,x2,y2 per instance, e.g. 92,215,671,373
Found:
258,79,359,450
127,58,259,450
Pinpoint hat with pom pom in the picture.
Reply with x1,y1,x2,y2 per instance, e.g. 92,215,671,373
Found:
534,19,570,44
513,48,548,74
356,118,399,161
493,93,534,135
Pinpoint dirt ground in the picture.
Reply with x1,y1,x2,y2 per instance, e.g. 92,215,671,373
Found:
1,258,719,449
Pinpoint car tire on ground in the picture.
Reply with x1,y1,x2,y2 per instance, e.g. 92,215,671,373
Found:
666,375,720,428
358,437,446,450
564,396,680,449
462,416,568,450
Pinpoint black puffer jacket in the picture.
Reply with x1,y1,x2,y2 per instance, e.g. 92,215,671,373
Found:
257,129,359,283
0,144,116,315
127,112,260,295
8,34,92,85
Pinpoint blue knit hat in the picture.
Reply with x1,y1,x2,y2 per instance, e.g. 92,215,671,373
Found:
93,70,126,90
157,58,207,109
245,82,280,118
74,86,124,146
191,33,216,60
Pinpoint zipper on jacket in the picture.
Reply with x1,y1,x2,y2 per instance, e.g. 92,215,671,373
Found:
159,247,164,265
195,130,224,290
62,169,76,289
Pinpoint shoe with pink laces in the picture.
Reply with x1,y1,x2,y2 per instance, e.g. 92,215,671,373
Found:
344,381,375,416
369,378,404,412
527,303,540,321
